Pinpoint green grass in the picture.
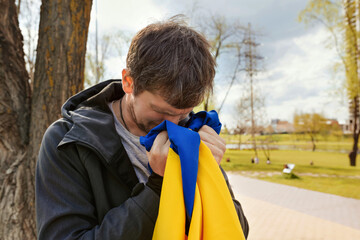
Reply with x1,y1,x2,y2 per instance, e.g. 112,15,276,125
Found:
257,133,353,143
273,141,352,152
221,149,360,199
220,133,354,152
259,175,360,199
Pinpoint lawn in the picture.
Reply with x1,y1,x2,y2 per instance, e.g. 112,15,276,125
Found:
221,133,353,152
221,149,360,199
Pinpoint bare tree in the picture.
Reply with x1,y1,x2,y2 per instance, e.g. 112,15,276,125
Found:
233,112,248,150
293,112,327,152
86,33,112,85
217,43,243,114
236,92,265,154
17,0,40,88
0,0,92,238
85,30,131,87
193,14,246,111
259,135,273,161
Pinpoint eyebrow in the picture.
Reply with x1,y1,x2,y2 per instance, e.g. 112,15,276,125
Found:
150,103,187,116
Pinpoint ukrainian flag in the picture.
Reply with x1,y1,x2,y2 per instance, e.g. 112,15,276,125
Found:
140,111,245,240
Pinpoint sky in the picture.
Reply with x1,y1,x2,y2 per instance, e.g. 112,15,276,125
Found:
88,0,348,128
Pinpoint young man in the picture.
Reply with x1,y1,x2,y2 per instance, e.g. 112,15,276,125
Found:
36,18,249,239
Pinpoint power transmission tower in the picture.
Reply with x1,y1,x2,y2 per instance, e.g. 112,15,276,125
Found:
243,23,263,158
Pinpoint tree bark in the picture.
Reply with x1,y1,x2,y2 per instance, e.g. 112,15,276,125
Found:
0,0,31,179
309,134,316,152
31,0,92,150
344,1,358,167
349,96,359,166
0,0,92,238
0,0,32,238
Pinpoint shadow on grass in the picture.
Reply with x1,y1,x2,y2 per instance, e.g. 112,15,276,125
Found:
282,173,300,179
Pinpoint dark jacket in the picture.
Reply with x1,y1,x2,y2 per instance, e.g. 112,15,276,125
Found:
35,80,249,239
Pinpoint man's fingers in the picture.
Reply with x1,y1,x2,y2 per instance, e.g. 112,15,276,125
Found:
147,131,170,176
151,131,169,155
201,139,223,165
198,125,226,165
198,125,226,153
153,131,169,147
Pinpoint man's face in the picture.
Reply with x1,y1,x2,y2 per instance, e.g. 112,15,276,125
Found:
128,90,193,134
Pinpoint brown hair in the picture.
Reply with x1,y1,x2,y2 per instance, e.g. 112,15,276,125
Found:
126,16,215,109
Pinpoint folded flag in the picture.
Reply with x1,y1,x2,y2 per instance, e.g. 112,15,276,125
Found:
140,110,245,240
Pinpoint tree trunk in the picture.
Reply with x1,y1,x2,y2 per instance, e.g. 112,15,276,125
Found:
0,0,92,238
349,125,359,167
31,0,92,146
261,137,271,160
0,0,33,238
310,134,316,152
238,133,242,149
0,0,31,179
349,149,357,166
349,96,359,166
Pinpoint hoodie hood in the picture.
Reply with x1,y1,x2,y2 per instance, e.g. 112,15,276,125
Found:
52,79,139,193
61,79,124,119
58,79,127,164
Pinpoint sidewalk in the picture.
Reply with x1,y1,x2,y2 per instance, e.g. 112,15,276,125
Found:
227,173,360,240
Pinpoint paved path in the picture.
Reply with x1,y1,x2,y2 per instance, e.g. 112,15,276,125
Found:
227,173,360,240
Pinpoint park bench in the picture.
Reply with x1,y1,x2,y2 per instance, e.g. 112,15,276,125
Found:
283,163,295,174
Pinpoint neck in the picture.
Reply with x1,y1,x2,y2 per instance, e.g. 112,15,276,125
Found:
116,95,147,137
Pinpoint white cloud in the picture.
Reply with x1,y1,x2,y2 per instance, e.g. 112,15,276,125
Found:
87,0,347,129
90,0,168,33
218,27,347,128
102,56,125,80
88,0,170,80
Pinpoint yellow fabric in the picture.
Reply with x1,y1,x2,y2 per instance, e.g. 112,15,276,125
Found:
153,141,245,240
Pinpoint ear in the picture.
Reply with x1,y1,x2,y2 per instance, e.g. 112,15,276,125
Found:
122,69,134,94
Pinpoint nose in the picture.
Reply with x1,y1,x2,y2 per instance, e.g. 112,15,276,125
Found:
163,115,181,125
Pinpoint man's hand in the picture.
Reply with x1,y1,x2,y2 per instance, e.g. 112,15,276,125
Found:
146,131,170,176
198,125,226,165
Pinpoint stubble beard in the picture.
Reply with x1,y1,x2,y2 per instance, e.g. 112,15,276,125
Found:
128,100,158,134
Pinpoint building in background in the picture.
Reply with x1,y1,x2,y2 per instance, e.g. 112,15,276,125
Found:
270,119,294,134
340,119,359,135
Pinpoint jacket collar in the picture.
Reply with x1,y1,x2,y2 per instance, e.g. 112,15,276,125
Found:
58,80,138,187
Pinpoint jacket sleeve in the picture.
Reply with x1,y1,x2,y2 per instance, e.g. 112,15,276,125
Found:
36,123,159,240
220,167,250,239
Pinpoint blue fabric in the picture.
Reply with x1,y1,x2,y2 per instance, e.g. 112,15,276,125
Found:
186,110,222,134
139,110,222,218
140,120,200,218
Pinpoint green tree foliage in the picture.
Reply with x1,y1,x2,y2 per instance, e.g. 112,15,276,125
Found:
293,113,327,151
299,0,359,166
